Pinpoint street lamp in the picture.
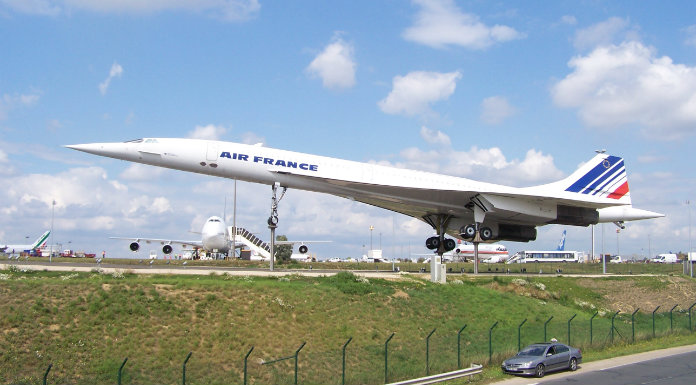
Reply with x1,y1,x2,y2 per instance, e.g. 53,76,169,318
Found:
369,225,374,251
688,200,692,278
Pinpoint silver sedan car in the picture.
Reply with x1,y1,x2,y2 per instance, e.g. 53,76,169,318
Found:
501,342,582,377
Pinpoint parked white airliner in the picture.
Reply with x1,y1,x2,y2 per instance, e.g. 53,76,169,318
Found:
1,230,51,255
111,216,234,256
112,215,326,258
68,138,663,252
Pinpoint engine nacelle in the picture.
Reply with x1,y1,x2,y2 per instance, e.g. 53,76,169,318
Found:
497,224,537,242
129,242,140,252
298,245,308,254
162,245,173,254
551,205,599,226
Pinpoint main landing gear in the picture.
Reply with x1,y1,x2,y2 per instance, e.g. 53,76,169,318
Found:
267,182,287,272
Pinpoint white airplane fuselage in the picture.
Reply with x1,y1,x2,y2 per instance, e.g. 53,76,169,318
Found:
200,216,230,253
68,138,663,243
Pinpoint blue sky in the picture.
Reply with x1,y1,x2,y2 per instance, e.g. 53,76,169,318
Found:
1,0,694,260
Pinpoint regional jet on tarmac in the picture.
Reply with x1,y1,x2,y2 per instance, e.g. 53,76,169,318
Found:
67,138,663,254
1,230,50,255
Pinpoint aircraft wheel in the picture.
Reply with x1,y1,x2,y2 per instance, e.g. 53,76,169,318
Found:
460,225,476,239
479,227,493,241
444,238,456,252
425,236,440,250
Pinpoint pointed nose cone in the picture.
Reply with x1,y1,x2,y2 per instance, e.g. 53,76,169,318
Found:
65,142,133,160
65,143,107,155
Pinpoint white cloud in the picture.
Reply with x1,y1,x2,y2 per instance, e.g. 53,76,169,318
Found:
378,71,461,116
377,141,564,186
0,0,61,16
552,41,696,140
0,91,41,120
98,62,123,95
480,96,516,125
187,124,227,140
573,17,637,51
685,25,696,47
119,163,166,181
402,0,524,49
419,126,451,146
306,34,356,90
240,131,265,145
560,15,577,26
1,0,261,21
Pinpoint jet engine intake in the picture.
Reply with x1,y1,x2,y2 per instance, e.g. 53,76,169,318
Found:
129,242,140,252
298,245,308,254
162,244,173,254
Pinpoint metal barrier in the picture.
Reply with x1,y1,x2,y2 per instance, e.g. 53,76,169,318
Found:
386,364,483,385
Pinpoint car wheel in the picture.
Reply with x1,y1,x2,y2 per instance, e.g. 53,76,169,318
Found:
535,363,545,378
569,357,577,371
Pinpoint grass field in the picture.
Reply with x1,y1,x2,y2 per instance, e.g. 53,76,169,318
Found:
1,266,695,385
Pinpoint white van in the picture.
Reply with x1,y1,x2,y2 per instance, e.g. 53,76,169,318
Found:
609,255,624,263
652,253,678,263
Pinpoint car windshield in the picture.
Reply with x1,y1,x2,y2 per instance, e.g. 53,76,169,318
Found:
518,345,547,356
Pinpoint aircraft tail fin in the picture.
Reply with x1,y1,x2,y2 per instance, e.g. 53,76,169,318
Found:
556,230,566,251
32,231,51,250
561,154,631,204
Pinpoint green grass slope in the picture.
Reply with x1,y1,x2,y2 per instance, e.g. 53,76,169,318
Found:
1,268,694,385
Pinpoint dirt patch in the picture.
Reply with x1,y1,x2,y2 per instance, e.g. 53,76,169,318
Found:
575,276,696,312
392,289,410,299
48,324,60,332
487,281,553,300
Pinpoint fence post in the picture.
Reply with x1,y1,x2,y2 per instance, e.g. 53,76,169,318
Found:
457,324,467,369
118,358,128,385
426,328,436,376
689,302,696,332
670,304,678,331
384,332,395,384
293,342,306,385
244,346,254,385
43,363,52,385
489,321,499,363
652,306,660,338
544,316,554,342
517,319,527,352
611,311,620,343
182,352,192,385
342,338,352,385
590,311,598,345
567,314,577,345
631,308,639,343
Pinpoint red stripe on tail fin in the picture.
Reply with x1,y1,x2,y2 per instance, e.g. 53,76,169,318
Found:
607,181,629,200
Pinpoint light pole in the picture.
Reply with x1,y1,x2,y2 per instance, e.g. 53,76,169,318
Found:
50,199,55,262
369,225,374,251
688,200,692,278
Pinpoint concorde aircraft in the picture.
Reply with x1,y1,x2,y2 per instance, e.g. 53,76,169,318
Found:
67,138,663,254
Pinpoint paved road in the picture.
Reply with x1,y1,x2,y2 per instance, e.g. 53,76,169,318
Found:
493,344,696,385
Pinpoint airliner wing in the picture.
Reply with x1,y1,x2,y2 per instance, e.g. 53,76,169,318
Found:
109,237,203,249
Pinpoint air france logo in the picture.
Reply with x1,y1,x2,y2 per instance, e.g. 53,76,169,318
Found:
220,152,318,171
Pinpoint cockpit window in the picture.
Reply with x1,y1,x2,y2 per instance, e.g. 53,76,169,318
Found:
125,139,143,143
144,138,158,143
